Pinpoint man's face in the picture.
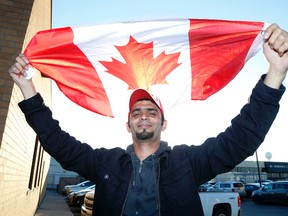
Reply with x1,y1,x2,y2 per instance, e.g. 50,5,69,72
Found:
127,100,166,141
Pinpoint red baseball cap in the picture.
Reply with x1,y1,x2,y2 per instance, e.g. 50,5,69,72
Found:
129,89,164,118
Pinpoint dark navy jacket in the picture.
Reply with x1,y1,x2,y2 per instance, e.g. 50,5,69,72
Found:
19,76,285,216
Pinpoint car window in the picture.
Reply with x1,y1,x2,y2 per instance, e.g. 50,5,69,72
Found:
263,184,273,191
233,183,243,187
276,183,287,189
220,183,231,188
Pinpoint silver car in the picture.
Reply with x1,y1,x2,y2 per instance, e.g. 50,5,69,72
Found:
62,180,94,196
207,181,246,198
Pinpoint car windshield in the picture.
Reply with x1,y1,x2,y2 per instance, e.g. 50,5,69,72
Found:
263,184,274,191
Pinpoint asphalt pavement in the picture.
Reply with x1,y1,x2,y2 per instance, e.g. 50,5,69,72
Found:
34,189,73,216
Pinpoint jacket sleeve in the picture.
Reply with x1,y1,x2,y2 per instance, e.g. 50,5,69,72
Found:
18,94,99,180
189,75,285,184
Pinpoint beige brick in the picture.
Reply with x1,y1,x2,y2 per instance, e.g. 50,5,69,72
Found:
0,1,52,216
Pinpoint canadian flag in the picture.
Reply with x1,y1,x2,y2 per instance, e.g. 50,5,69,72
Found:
24,18,268,117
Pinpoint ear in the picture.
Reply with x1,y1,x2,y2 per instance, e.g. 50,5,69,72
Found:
126,122,131,133
162,120,168,131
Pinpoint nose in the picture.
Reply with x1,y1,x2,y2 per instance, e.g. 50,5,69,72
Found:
140,110,149,120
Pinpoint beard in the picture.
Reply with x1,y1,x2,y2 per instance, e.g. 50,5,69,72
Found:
136,129,154,140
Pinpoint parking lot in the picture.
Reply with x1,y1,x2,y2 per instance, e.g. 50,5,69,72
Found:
69,198,288,216
69,205,81,216
241,198,288,216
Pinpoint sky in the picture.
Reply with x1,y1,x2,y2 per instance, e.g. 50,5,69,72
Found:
51,0,288,162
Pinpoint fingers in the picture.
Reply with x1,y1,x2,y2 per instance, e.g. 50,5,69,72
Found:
263,23,279,39
264,24,288,57
9,54,30,77
16,54,29,67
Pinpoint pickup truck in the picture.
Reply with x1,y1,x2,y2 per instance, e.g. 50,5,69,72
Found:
200,192,241,216
81,190,241,216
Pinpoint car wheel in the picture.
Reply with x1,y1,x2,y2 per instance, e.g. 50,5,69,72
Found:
213,208,229,216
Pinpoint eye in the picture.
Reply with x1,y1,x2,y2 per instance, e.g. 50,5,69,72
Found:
132,112,140,118
148,110,158,116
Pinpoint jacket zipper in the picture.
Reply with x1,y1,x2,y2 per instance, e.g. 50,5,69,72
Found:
120,157,162,216
139,161,143,173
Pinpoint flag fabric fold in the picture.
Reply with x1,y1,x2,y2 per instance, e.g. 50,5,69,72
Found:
24,18,268,117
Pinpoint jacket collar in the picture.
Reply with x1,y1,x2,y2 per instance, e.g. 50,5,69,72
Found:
120,141,171,168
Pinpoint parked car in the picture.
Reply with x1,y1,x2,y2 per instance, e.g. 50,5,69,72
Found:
199,181,216,192
252,181,288,205
207,181,246,198
254,179,273,186
244,183,260,198
81,189,95,216
62,180,94,196
66,185,95,207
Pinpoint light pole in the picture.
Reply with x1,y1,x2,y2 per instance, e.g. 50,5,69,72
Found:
255,151,262,188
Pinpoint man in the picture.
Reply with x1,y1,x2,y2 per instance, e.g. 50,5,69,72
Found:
8,23,288,215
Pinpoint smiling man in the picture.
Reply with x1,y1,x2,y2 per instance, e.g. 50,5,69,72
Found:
127,89,167,159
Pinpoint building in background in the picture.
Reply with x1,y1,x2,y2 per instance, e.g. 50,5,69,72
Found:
0,1,52,215
214,160,288,183
47,157,79,193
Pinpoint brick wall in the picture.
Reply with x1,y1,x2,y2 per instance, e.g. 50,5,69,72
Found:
0,0,52,215
0,0,34,142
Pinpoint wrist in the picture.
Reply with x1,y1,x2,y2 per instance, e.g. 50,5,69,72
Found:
20,81,37,99
263,67,286,89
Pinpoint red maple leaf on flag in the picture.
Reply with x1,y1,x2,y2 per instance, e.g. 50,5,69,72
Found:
99,36,181,90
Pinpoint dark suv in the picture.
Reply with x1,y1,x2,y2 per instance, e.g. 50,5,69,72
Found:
252,181,288,205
